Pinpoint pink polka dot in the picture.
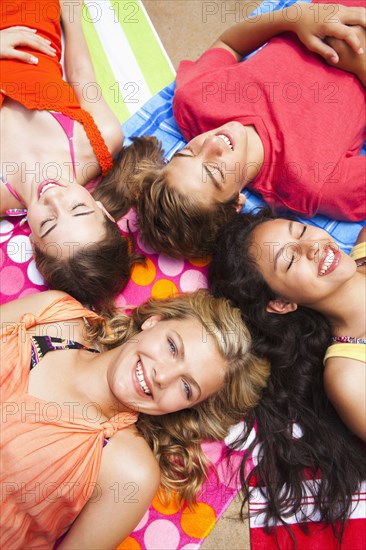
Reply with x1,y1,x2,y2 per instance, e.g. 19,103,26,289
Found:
115,294,127,308
181,544,200,550
180,270,208,292
134,510,149,531
119,208,139,233
137,233,157,255
201,441,224,464
0,266,25,296
158,255,184,277
0,220,13,243
144,519,180,550
19,287,40,299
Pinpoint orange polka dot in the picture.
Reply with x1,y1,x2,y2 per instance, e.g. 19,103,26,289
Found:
131,258,156,286
151,279,178,299
115,535,141,550
181,502,216,538
152,490,182,516
188,256,211,268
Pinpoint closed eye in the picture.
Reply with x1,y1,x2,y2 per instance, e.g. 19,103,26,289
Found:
299,225,307,239
205,162,224,180
173,146,194,158
286,254,295,271
71,203,94,217
40,217,54,229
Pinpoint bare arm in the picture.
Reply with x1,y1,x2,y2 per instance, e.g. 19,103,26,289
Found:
60,1,123,155
58,429,160,549
324,357,366,441
212,2,366,63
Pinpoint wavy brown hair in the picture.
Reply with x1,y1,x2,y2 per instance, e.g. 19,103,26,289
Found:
93,135,165,220
34,217,138,316
135,163,238,259
87,290,270,504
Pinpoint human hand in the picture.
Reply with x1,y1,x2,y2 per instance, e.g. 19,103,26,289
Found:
0,26,56,64
325,25,366,86
288,3,366,63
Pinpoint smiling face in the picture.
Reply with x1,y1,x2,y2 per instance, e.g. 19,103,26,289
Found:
107,316,227,416
251,219,357,308
27,181,108,256
165,122,251,206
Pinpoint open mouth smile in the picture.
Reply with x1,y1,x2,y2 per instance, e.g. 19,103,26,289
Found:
216,133,233,150
136,360,152,396
37,180,64,199
319,245,340,276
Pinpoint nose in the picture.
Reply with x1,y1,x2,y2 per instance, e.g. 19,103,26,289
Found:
200,136,225,158
152,361,176,388
300,239,320,260
41,187,69,208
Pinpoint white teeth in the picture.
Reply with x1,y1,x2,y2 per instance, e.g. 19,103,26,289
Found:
136,361,151,396
217,134,233,150
40,183,58,197
320,248,335,275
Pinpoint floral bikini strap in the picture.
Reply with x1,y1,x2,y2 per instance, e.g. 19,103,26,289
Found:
332,336,366,344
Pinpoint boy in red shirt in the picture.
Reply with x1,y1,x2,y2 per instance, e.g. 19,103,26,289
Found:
136,1,366,258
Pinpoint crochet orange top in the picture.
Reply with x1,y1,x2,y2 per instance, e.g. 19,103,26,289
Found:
0,0,113,175
0,295,137,549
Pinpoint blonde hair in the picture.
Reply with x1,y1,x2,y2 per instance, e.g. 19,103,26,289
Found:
88,290,269,504
135,163,238,258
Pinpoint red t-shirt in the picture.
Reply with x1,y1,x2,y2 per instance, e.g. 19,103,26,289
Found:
173,17,366,220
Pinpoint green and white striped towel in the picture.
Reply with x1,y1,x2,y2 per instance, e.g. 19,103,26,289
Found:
83,0,175,123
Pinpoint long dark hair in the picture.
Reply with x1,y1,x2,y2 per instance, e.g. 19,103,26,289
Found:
209,209,365,543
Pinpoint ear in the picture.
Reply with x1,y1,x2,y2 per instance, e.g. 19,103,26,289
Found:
95,201,115,223
141,314,163,331
266,299,298,315
235,193,246,213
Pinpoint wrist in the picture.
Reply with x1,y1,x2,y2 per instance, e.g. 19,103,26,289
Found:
280,3,306,34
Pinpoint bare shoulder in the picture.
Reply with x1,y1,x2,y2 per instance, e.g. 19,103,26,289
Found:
101,426,160,486
324,356,366,440
58,426,160,549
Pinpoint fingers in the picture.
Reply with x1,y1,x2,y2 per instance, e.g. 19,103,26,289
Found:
8,50,39,65
340,6,366,30
1,27,57,59
307,35,340,64
18,32,57,57
332,25,364,55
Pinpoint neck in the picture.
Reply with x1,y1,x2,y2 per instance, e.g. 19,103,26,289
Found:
71,347,132,421
308,272,366,337
244,125,264,184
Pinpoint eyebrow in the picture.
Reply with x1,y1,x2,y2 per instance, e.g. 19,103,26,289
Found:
41,211,94,238
273,221,294,271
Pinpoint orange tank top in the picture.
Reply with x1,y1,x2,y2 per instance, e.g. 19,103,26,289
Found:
0,0,113,175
